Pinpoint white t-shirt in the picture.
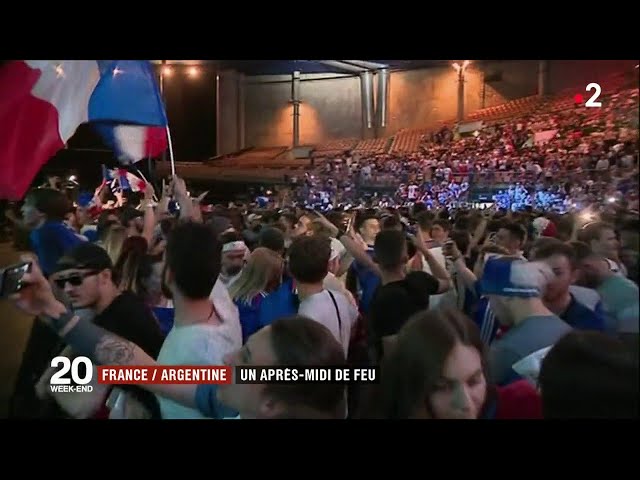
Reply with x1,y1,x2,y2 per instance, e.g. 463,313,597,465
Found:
156,321,240,419
155,279,242,419
298,289,358,357
323,272,357,308
210,278,243,341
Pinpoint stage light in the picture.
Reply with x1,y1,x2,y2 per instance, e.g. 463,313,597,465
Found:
162,66,173,76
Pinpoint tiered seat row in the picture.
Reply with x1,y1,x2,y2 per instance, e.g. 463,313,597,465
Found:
352,137,390,155
467,95,541,122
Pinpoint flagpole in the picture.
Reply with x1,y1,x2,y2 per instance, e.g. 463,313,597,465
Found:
135,168,159,202
166,125,176,177
159,60,175,177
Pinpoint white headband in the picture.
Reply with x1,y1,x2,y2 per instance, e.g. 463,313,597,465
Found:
222,241,247,253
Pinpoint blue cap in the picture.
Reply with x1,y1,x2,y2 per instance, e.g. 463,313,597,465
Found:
479,258,541,298
77,192,94,208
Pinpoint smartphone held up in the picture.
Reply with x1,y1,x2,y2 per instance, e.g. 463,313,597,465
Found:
0,261,32,299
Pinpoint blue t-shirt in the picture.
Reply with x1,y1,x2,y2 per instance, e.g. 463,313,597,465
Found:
195,384,239,419
83,228,99,243
472,282,499,345
258,277,298,328
560,294,605,332
235,293,267,344
349,247,380,314
30,221,86,276
474,297,500,346
152,306,175,336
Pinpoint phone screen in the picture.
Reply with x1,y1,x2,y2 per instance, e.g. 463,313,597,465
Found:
0,262,31,298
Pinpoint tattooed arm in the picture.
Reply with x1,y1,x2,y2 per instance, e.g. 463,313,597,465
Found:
51,314,232,417
60,316,197,406
10,255,229,418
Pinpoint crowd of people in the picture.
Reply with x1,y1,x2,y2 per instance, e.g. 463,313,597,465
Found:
289,85,639,213
2,81,638,420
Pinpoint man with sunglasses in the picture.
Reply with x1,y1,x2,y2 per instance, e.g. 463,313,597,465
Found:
41,243,165,418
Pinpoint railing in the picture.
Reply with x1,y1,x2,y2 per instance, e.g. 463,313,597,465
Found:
358,174,470,188
470,167,637,186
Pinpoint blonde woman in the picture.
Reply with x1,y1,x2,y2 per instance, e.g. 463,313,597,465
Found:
102,224,127,265
228,247,284,343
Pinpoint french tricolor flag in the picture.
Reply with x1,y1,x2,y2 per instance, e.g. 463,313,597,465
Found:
0,60,168,200
101,165,146,192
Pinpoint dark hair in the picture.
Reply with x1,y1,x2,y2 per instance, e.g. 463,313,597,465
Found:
529,236,559,258
539,331,639,419
25,188,71,221
500,222,527,244
533,239,578,269
437,209,450,220
554,215,575,242
325,211,345,229
578,221,616,245
160,218,177,238
619,217,640,233
416,211,434,232
265,315,346,418
97,210,121,239
207,215,232,238
381,215,402,231
280,213,298,229
288,235,330,283
259,227,285,254
97,219,120,242
374,229,407,270
271,222,287,234
413,202,427,215
356,214,378,234
120,206,144,227
372,309,487,419
450,230,471,256
166,222,221,299
219,230,243,245
486,219,505,234
453,215,471,231
113,236,152,299
431,219,451,233
568,240,595,263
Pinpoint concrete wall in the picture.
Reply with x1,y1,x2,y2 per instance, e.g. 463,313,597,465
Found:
481,60,539,107
218,70,239,156
238,60,638,148
387,66,486,131
245,73,361,148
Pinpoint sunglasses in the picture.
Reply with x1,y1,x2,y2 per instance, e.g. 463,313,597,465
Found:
54,270,100,289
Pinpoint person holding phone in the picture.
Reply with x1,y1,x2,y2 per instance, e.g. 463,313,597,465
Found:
10,188,87,418
6,257,340,419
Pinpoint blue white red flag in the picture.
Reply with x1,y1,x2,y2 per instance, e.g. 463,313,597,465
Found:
0,60,167,199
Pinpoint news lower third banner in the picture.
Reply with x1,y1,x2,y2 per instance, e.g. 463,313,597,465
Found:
235,366,379,384
94,366,379,385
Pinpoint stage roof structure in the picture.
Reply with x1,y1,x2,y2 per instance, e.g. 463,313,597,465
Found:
151,60,456,75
